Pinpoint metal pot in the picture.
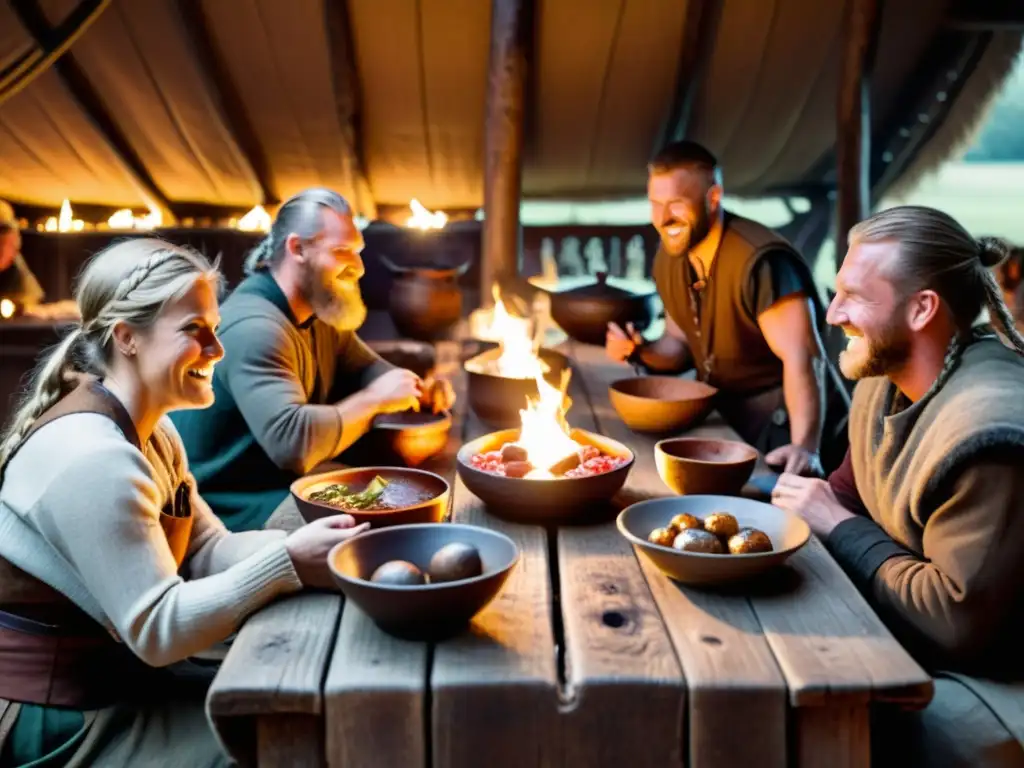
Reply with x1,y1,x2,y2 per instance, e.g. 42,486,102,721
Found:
539,272,655,346
382,255,469,341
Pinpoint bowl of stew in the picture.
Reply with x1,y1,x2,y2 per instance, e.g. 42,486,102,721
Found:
290,466,450,527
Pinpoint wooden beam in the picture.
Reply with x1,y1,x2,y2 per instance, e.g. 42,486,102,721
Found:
323,0,376,219
947,0,1024,31
655,0,725,152
9,0,177,224
481,0,535,307
175,0,277,207
834,0,882,270
870,31,989,199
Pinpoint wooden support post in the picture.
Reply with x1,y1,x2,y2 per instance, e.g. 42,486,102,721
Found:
481,0,533,307
835,0,881,271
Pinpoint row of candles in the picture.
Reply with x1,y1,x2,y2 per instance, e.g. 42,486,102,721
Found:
12,199,448,234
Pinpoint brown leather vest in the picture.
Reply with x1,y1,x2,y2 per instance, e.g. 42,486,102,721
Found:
0,381,194,708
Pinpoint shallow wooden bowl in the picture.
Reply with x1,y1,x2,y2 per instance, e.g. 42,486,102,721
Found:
455,427,634,525
328,523,519,639
609,376,718,434
617,496,810,585
655,437,758,496
291,466,450,527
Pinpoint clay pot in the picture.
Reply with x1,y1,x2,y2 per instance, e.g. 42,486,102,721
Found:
463,346,571,428
538,272,656,346
383,255,468,341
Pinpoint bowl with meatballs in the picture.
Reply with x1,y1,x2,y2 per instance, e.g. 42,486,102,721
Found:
617,495,810,584
328,523,519,639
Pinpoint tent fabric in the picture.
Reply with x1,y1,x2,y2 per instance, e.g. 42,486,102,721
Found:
0,0,1018,215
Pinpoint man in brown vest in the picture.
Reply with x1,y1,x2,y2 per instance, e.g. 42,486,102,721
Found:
607,140,849,476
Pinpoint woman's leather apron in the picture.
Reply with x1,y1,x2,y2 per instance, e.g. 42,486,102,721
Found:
0,381,194,710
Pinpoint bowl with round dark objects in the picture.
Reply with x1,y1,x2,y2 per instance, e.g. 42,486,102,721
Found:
328,523,520,640
617,495,810,585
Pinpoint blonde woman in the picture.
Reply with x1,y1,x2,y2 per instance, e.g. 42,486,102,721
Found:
0,239,368,767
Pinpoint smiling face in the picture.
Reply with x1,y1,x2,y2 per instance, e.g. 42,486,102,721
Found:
647,166,720,257
827,240,913,380
297,209,367,330
130,276,224,411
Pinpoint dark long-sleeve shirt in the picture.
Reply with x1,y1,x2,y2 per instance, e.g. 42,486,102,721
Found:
170,272,392,532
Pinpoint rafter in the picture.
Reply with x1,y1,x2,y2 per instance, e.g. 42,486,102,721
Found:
323,0,376,219
175,0,277,208
10,0,176,223
654,0,725,153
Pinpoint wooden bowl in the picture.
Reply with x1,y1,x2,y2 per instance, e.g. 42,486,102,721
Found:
655,437,758,496
464,346,570,428
364,409,452,467
455,427,634,525
617,496,810,585
608,376,718,434
328,523,519,639
291,467,450,527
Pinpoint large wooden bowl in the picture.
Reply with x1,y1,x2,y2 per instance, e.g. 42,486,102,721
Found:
328,523,519,639
655,437,758,496
291,467,450,527
618,496,810,585
455,427,634,525
609,376,718,434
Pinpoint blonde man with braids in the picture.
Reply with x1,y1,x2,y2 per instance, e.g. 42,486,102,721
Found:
772,206,1024,767
171,188,454,532
0,239,370,766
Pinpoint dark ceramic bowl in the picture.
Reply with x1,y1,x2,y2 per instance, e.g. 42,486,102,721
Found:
363,410,452,467
455,427,634,524
291,467,450,527
368,340,436,378
542,273,656,347
618,495,810,585
464,346,571,428
328,523,519,639
654,437,758,496
609,376,718,434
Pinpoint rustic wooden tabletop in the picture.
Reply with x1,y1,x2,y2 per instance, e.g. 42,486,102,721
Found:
208,323,933,768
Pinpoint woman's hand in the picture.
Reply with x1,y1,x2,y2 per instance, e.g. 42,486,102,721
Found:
285,514,370,589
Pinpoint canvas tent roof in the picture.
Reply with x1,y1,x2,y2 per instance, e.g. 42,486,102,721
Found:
0,0,1020,221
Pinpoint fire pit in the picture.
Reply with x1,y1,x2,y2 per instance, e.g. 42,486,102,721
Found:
464,284,570,427
456,369,634,524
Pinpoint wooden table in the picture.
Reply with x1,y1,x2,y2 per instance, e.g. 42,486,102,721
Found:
208,337,933,768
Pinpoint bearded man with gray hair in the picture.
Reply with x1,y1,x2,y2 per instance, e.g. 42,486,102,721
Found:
771,205,1024,767
172,189,454,532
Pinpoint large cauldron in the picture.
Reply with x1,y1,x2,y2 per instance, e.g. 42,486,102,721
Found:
464,345,570,428
383,255,469,341
539,272,655,346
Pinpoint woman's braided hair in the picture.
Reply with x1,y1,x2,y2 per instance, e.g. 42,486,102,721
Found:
0,238,220,471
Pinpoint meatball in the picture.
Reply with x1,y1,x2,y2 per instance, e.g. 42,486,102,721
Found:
672,528,725,555
668,513,701,533
647,527,676,547
703,511,740,539
728,528,773,555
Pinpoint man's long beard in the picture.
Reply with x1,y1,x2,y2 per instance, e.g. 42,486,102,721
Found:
304,269,367,331
838,320,912,380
